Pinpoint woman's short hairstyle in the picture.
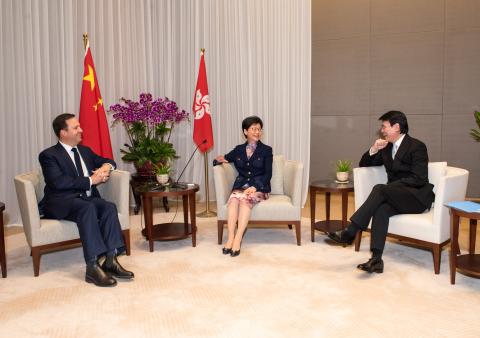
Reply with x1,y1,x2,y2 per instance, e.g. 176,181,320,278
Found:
242,115,263,138
379,110,409,134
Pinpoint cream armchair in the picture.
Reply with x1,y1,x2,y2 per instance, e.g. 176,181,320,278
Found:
213,155,304,245
14,169,131,276
353,162,469,274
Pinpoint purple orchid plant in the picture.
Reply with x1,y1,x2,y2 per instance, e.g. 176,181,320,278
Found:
109,93,189,171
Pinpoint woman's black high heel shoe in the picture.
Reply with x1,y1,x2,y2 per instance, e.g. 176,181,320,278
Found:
222,247,232,255
230,250,241,257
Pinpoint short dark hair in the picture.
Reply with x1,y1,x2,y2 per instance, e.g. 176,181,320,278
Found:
242,115,263,138
379,110,409,134
52,113,76,138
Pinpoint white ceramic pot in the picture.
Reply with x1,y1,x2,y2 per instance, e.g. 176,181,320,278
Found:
336,171,349,182
156,174,169,185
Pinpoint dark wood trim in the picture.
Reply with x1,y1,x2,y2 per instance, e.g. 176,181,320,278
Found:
217,219,301,246
0,202,6,278
354,229,450,274
30,229,131,277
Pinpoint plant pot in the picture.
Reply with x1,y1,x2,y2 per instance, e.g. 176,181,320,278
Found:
156,174,169,185
135,161,156,177
336,171,349,182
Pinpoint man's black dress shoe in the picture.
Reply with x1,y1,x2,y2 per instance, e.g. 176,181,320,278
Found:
101,255,134,279
357,257,384,273
222,247,233,255
326,230,355,245
85,263,117,287
230,250,241,257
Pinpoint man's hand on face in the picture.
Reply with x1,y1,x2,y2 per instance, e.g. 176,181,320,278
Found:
370,139,389,154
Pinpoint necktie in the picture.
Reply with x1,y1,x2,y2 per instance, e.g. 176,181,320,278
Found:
71,148,85,177
392,144,398,159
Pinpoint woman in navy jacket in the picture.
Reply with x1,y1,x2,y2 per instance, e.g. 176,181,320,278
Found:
215,116,273,257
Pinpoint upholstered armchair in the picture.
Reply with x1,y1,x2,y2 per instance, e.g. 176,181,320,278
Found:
213,155,304,245
14,169,131,276
353,162,469,274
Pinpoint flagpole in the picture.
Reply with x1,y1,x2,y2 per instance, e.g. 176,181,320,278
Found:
197,151,216,218
197,48,216,218
83,33,88,50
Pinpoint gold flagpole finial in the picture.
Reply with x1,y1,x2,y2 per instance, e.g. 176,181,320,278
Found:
201,48,205,54
83,33,89,51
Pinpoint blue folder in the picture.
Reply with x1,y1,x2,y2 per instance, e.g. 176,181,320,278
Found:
444,201,480,213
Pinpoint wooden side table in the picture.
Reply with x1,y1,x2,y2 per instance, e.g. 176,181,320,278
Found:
310,180,354,242
0,202,6,278
448,206,480,285
130,174,169,214
140,184,199,252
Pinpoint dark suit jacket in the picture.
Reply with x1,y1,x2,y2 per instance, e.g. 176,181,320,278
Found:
224,141,273,193
38,143,116,219
359,134,434,208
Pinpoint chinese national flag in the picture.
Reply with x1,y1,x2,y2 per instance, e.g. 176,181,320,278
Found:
79,41,113,159
192,50,214,153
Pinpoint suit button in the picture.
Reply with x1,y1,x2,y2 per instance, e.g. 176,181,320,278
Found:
246,163,249,166
247,178,250,181
248,171,251,175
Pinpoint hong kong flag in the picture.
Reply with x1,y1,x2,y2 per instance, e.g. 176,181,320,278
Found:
192,49,214,153
79,41,113,159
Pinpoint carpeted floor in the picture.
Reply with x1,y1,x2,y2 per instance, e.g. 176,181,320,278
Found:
1,211,479,338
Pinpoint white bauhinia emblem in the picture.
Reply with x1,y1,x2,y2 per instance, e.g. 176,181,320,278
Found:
194,89,211,120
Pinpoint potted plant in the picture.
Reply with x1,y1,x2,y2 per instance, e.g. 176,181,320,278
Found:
470,110,480,142
153,163,171,185
109,93,189,176
335,159,352,182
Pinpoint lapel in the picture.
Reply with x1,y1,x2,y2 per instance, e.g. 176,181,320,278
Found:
77,146,92,175
393,134,411,163
54,143,78,177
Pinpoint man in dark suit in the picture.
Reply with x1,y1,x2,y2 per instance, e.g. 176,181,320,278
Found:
327,111,434,273
39,113,134,287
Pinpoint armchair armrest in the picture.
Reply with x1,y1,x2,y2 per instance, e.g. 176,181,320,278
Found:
213,163,237,206
14,172,42,246
283,160,304,207
97,170,130,216
353,166,387,210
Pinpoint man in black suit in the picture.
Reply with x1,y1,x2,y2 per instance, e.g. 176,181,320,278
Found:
39,113,134,286
327,111,434,273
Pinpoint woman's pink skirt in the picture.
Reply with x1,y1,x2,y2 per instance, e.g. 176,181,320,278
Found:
228,189,269,209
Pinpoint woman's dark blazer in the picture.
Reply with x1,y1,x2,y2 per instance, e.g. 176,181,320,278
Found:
224,141,273,193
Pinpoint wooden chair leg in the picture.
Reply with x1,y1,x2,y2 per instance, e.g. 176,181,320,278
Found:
31,247,41,277
287,224,293,229
294,221,301,246
354,231,363,252
432,243,441,274
217,221,224,245
122,229,131,256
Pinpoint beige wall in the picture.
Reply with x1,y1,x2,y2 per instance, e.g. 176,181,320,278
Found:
311,0,480,197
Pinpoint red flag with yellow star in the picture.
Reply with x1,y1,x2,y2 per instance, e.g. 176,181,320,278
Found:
79,42,113,159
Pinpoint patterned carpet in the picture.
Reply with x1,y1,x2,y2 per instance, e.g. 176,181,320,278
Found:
1,212,480,338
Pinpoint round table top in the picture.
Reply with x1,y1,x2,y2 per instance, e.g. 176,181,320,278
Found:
139,183,200,197
310,179,354,192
